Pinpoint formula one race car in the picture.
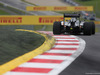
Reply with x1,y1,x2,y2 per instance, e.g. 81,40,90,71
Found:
53,13,95,35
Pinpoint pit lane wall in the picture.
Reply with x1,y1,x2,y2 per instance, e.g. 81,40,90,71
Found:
0,15,100,25
0,29,55,75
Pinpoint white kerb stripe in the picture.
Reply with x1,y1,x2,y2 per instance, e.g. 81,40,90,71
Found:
46,50,76,54
53,45,79,48
56,41,80,44
53,36,76,37
56,39,78,40
34,55,69,60
3,72,48,75
19,62,59,68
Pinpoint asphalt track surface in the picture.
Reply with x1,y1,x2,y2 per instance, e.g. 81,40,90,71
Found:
60,31,100,74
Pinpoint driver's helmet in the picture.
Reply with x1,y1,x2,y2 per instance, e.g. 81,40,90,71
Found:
70,18,76,22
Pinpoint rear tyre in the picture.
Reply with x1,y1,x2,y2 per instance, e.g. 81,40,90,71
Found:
53,21,61,35
83,22,92,35
91,22,95,34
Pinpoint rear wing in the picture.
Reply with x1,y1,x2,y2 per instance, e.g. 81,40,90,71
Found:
64,13,80,18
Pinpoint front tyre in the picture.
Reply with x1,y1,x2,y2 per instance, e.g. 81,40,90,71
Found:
53,21,61,35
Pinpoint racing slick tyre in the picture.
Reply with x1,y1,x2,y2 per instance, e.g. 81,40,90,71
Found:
91,22,95,35
53,21,61,35
83,22,92,35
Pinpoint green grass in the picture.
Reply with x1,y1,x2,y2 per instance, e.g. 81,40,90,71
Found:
74,0,100,18
55,11,80,14
0,9,10,15
0,3,28,15
0,29,45,65
34,25,53,31
6,6,27,15
34,25,44,30
96,25,100,32
45,25,53,31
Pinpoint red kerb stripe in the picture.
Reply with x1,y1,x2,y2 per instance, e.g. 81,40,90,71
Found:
11,67,52,73
42,53,72,56
57,40,79,42
28,58,63,63
53,35,69,37
55,43,79,45
51,48,77,50
55,37,76,39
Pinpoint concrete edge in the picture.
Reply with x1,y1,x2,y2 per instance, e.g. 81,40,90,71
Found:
0,29,55,75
